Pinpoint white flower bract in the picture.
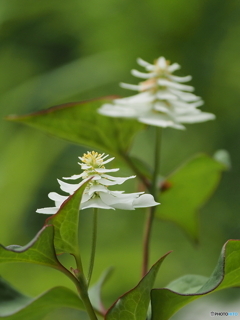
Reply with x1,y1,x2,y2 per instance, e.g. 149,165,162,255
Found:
98,56,215,129
36,151,159,214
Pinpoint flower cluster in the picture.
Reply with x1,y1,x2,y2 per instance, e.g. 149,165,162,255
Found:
36,151,159,214
98,57,215,129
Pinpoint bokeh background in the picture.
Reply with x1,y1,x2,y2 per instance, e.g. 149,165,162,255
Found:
0,0,240,319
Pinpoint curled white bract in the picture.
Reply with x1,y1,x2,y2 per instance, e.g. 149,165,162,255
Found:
36,151,159,214
98,57,215,129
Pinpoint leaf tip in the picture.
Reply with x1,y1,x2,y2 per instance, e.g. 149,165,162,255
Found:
213,149,231,170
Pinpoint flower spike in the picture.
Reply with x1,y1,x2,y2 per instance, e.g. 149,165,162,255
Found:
36,152,159,214
98,56,215,129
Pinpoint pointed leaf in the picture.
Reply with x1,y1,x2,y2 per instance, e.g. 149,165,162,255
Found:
213,149,231,169
105,252,171,320
6,98,144,156
0,277,84,319
156,154,226,242
44,179,90,256
0,225,62,271
0,276,30,316
151,239,240,320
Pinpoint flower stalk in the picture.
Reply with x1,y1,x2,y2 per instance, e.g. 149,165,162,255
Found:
77,275,98,320
35,150,160,320
58,261,98,320
142,127,162,276
87,208,98,287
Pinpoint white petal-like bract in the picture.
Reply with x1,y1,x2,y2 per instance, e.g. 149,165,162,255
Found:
37,151,159,214
98,56,215,129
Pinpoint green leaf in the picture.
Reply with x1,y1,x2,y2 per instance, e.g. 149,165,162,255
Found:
0,225,62,271
44,179,89,257
88,267,114,314
6,98,144,156
156,154,226,242
151,239,240,320
0,277,85,319
0,276,30,317
105,252,171,320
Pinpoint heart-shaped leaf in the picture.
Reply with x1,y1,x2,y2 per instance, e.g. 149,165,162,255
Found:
6,98,144,157
0,225,62,271
156,154,227,242
44,178,89,258
0,277,85,319
105,252,171,320
151,239,240,320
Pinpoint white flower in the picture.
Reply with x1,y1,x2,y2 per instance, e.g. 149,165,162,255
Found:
98,57,215,129
36,151,159,214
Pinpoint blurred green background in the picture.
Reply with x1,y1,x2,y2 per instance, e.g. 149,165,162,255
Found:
0,0,240,318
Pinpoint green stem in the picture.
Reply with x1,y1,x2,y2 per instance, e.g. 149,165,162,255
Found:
59,266,98,320
78,275,99,320
151,127,162,198
75,251,84,277
62,209,98,320
142,127,162,277
142,206,155,277
87,208,98,287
